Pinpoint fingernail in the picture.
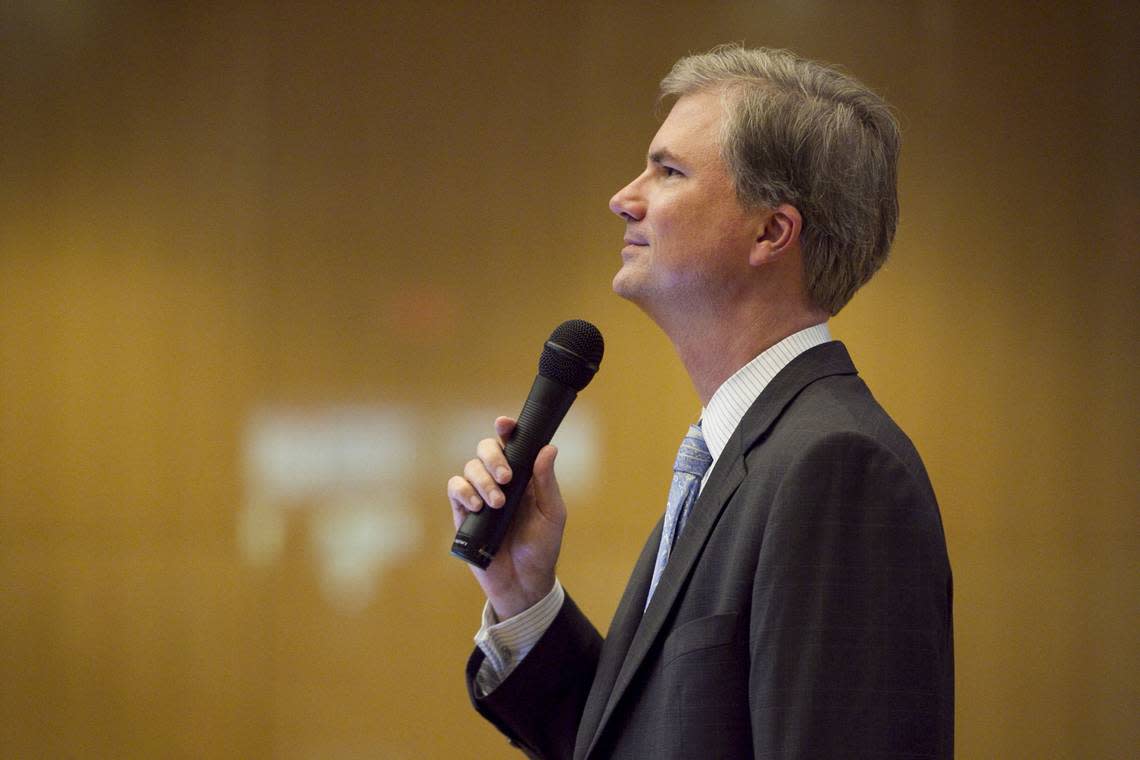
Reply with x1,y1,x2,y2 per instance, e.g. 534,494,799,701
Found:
490,491,505,507
468,495,482,510
496,467,510,483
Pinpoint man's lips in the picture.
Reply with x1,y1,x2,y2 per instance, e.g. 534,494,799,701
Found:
620,238,647,262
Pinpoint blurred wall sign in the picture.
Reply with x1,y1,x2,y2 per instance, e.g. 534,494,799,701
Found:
239,403,600,613
240,405,421,614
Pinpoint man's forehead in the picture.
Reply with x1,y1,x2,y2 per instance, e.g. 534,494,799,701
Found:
647,91,725,161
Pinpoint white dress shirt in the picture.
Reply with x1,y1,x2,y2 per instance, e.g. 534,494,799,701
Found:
473,323,832,694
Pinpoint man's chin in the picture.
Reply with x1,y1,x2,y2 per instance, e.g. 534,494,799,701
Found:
611,270,638,302
613,275,661,323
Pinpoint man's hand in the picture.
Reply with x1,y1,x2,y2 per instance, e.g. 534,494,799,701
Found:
447,416,567,619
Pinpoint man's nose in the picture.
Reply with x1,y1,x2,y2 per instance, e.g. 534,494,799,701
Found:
609,176,646,222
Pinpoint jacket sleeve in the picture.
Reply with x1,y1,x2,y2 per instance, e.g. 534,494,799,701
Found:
749,430,954,759
466,592,604,760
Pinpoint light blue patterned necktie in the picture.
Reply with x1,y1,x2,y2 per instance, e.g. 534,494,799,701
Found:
645,423,713,608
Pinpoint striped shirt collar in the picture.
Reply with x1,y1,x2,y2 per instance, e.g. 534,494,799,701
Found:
700,322,832,466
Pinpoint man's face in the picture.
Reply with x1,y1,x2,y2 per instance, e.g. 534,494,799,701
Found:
609,89,762,324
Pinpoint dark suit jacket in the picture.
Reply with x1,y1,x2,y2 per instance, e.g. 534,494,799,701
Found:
467,342,954,759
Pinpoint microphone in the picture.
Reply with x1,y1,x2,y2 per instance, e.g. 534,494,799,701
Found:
450,319,604,569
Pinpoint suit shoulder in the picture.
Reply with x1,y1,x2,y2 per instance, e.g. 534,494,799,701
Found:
784,374,926,460
747,373,937,501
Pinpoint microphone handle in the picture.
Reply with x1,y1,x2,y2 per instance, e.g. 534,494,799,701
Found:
450,374,577,569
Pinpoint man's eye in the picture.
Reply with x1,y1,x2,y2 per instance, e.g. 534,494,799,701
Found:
663,166,683,177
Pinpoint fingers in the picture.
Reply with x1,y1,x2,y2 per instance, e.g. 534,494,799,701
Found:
447,431,514,521
531,444,558,484
530,445,566,524
447,475,479,529
446,417,526,531
476,437,512,488
463,451,506,509
494,416,516,446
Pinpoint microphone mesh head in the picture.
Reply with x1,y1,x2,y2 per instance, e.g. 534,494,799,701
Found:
538,319,604,391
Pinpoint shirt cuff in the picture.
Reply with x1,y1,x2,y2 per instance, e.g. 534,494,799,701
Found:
472,579,565,695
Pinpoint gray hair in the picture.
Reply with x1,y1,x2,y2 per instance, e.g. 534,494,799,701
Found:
661,44,900,315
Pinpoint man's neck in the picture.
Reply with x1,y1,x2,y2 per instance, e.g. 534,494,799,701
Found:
663,304,830,406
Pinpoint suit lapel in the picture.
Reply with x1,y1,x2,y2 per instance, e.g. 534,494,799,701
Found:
572,522,659,759
578,341,858,758
578,444,746,758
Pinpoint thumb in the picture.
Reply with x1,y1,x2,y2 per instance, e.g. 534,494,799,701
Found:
531,445,566,523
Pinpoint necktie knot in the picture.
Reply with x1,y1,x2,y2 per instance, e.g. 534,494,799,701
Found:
646,423,712,608
673,424,712,478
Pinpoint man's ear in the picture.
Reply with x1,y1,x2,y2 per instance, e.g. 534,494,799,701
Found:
749,203,803,266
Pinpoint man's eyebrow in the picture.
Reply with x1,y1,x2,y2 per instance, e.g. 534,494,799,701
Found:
648,148,681,165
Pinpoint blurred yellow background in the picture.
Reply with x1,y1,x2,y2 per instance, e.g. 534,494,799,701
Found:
1,1,1136,757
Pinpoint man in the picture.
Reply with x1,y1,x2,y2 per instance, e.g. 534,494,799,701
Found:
447,44,953,759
